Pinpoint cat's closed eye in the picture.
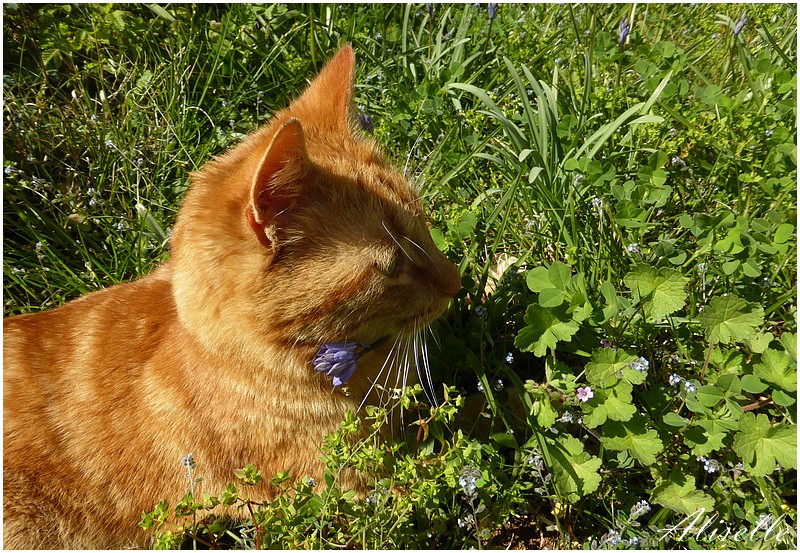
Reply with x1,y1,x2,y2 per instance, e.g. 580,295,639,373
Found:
375,251,402,278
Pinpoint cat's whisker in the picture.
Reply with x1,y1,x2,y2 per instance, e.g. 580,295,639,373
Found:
402,234,434,263
359,333,403,412
419,325,438,408
411,323,430,407
390,334,411,432
381,221,412,261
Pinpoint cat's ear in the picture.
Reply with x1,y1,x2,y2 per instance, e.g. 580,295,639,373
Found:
247,118,307,250
294,44,355,132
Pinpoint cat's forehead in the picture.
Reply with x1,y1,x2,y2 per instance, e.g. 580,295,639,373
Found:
307,135,424,217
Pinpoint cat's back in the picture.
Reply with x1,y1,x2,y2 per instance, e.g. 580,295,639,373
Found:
4,264,175,375
3,265,177,434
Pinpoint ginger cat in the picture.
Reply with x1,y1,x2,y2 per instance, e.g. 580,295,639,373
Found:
3,45,461,549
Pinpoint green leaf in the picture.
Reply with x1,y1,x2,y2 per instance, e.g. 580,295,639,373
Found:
780,332,797,362
456,211,478,238
515,304,580,357
547,261,572,291
146,3,175,23
663,412,689,427
744,332,774,354
600,415,663,465
545,434,602,503
771,389,796,407
698,295,764,344
581,380,637,428
526,267,552,292
732,413,797,476
683,419,737,457
585,348,644,387
753,348,797,392
653,472,715,516
623,265,688,319
741,374,769,394
491,432,518,449
695,385,725,407
538,287,565,307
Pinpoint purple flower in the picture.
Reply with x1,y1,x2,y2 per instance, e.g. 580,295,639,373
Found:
356,113,374,134
576,386,594,403
313,342,367,386
600,338,612,348
488,3,499,21
619,16,630,47
734,13,748,37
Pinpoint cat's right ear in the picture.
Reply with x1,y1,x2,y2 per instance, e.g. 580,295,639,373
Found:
247,118,307,251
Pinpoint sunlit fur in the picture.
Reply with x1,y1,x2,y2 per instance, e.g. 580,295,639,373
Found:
3,45,460,549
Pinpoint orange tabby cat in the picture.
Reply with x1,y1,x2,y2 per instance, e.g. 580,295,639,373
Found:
3,45,461,549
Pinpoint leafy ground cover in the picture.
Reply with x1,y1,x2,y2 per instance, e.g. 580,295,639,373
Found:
3,3,797,549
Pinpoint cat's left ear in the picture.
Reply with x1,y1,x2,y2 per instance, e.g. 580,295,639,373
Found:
247,118,307,250
294,44,355,132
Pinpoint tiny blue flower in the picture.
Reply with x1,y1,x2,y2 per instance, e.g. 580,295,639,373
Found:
477,381,484,393
591,196,603,211
703,458,721,474
494,379,504,391
307,477,317,488
626,243,641,255
765,129,774,137
629,356,649,373
4,164,12,176
631,499,651,517
668,373,683,386
474,305,487,318
459,466,481,499
600,338,612,348
558,410,574,424
602,529,621,547
181,453,196,470
684,381,697,394
505,352,514,364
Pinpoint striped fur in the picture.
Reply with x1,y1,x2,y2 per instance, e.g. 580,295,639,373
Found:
3,45,460,548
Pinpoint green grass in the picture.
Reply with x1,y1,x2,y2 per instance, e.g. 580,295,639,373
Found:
3,3,797,549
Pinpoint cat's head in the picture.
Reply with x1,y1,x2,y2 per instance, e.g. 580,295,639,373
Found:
171,45,460,380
